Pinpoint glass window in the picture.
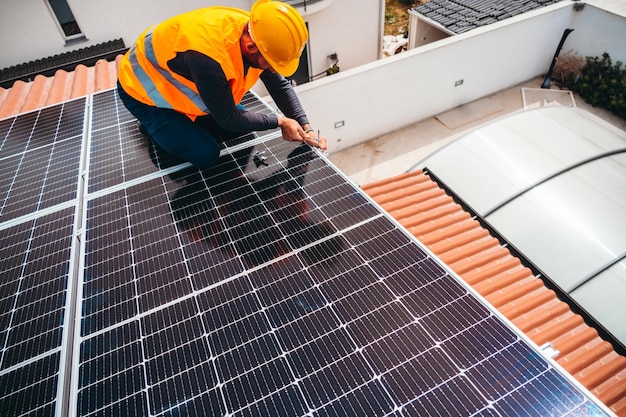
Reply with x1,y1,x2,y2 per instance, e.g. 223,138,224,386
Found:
46,0,84,41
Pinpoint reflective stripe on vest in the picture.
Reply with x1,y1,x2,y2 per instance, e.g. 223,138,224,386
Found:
127,29,209,113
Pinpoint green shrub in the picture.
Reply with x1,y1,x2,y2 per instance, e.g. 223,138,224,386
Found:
573,53,626,120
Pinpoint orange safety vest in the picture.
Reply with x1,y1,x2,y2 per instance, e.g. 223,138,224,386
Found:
118,7,263,120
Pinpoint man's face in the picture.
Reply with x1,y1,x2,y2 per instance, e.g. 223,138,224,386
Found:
242,37,276,72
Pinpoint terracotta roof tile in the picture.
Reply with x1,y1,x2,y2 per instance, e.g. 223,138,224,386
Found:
613,395,626,417
496,283,554,316
0,56,121,118
362,169,626,415
463,256,524,287
553,324,600,359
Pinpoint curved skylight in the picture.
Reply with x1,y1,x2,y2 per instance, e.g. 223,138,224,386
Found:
417,106,626,346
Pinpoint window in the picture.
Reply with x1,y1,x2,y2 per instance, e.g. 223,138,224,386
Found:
46,0,85,42
288,41,310,86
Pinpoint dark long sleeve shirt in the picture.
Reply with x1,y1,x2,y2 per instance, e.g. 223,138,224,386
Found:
167,50,309,132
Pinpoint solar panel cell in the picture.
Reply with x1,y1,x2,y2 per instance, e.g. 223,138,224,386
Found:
78,364,145,416
442,315,516,368
421,298,486,345
276,306,341,352
466,341,547,399
256,270,315,308
89,393,149,417
0,352,60,416
215,333,282,382
287,328,355,379
231,384,306,417
402,273,466,317
346,301,414,347
0,105,83,221
80,340,143,387
401,375,486,416
333,283,396,323
41,137,82,207
493,369,583,416
383,347,459,404
88,93,185,194
91,90,134,132
301,354,373,409
56,99,87,140
208,310,272,356
361,323,433,373
0,118,13,153
319,265,379,301
204,290,261,331
313,380,395,417
29,107,64,149
224,356,294,412
161,389,223,417
383,260,445,296
149,360,216,414
0,112,38,158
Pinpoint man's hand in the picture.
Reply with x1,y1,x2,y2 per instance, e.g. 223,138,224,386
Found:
278,117,327,151
303,130,327,151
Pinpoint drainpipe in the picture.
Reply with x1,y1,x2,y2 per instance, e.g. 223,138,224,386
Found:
541,28,575,89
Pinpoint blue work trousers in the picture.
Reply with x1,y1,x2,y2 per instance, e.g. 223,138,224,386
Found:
117,82,241,168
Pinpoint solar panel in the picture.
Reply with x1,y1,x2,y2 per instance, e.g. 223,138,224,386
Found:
0,89,613,417
0,98,85,222
0,207,76,415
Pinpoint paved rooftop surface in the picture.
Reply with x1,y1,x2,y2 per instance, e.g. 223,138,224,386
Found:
329,77,626,187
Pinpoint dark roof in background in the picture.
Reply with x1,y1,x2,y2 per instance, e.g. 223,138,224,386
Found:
0,39,126,89
412,0,564,33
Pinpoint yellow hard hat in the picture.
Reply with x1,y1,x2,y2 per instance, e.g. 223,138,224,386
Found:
249,0,308,77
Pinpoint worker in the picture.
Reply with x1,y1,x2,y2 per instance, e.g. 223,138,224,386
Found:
117,0,327,169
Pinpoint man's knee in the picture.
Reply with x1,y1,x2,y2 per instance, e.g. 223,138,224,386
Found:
148,119,221,169
165,134,220,169
190,143,220,169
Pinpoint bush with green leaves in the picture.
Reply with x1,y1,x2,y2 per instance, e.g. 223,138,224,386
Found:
573,53,626,120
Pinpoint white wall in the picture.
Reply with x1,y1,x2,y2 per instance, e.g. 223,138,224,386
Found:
408,13,451,49
565,2,626,64
0,0,381,80
253,0,383,96
287,1,626,153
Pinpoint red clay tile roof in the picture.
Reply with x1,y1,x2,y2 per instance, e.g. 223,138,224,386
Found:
362,170,626,416
1,57,625,416
0,56,122,119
